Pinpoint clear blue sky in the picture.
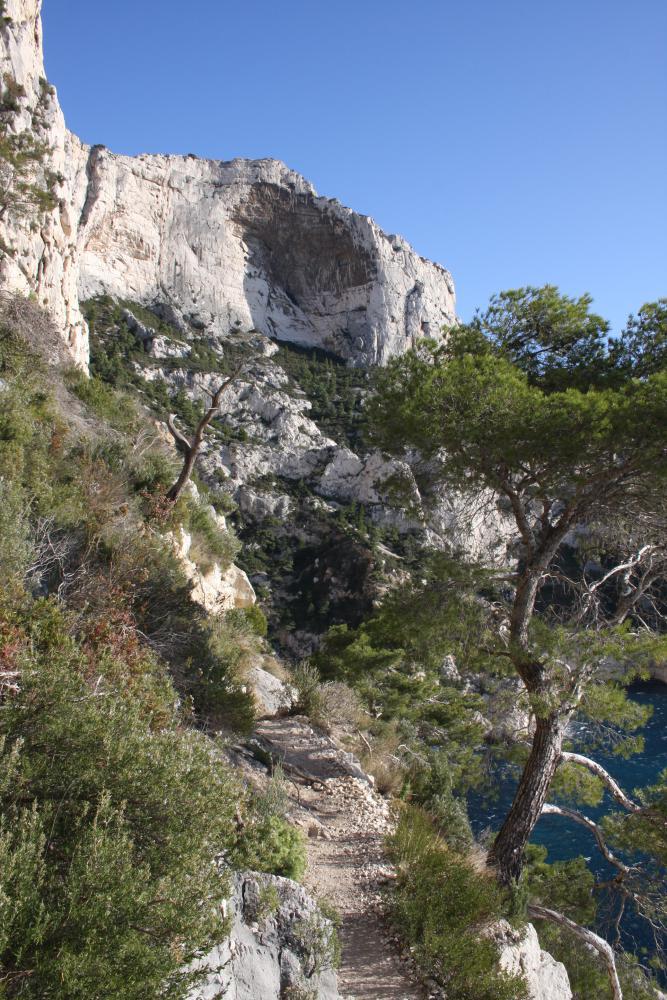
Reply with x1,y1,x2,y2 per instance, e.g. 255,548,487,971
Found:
42,0,666,331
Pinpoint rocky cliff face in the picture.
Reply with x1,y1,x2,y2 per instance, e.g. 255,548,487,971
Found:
0,2,456,370
0,0,87,365
71,147,456,366
490,921,573,1000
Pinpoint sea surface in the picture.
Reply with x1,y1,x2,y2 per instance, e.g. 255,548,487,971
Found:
469,681,667,972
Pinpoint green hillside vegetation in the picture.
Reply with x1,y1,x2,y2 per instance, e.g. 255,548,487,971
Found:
0,297,305,998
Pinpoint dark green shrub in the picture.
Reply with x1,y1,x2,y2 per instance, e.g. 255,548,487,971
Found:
0,594,238,999
230,813,307,881
387,806,528,1000
229,773,306,880
227,603,269,637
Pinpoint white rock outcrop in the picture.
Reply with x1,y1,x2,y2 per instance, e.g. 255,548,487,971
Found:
0,0,88,365
0,2,456,370
188,872,339,1000
491,920,573,1000
170,525,256,613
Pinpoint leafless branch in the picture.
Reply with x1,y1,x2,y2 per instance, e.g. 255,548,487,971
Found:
528,904,623,1000
542,802,629,873
559,752,641,813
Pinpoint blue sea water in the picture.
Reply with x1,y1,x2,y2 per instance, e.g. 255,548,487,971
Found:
469,681,667,969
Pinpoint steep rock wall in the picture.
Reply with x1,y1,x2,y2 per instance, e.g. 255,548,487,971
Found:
0,1,456,368
71,146,456,366
0,0,87,365
188,872,339,1000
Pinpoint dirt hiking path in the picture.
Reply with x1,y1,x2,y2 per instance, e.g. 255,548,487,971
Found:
253,717,426,1000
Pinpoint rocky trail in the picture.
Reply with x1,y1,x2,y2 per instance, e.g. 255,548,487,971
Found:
243,717,427,1000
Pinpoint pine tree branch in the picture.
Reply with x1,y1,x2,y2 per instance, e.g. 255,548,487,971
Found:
559,752,641,813
527,904,623,1000
542,803,629,873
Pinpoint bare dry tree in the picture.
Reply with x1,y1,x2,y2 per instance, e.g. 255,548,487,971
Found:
164,364,247,504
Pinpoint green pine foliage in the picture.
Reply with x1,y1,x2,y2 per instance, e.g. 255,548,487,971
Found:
368,284,667,993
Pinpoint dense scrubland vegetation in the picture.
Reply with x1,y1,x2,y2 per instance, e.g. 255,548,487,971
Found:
0,298,306,998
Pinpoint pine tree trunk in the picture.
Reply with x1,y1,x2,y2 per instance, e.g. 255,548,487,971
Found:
166,447,197,504
488,711,568,884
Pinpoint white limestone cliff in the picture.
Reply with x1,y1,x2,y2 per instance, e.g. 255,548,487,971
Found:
0,1,456,370
0,0,88,365
70,146,456,366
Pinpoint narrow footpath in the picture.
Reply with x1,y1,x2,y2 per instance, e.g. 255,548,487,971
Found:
253,716,426,1000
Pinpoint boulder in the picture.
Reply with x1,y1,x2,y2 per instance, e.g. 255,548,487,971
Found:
247,665,295,719
187,872,340,1000
490,920,572,1000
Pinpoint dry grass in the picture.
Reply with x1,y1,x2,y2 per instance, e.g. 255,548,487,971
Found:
357,720,407,797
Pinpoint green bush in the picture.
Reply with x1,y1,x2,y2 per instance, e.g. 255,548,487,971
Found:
289,660,323,719
0,480,33,583
230,813,307,881
0,594,238,1000
387,806,528,1000
227,603,269,637
229,772,306,880
65,369,139,433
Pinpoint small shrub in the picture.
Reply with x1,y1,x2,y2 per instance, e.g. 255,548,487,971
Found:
358,720,407,796
230,813,306,880
289,660,323,719
1,73,25,112
281,988,317,1000
317,681,366,733
0,479,33,583
255,882,280,924
291,910,340,977
227,602,268,637
229,770,306,880
317,900,342,970
130,448,179,496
